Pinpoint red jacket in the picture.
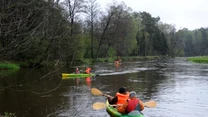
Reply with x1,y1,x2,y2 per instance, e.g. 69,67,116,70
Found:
126,98,144,113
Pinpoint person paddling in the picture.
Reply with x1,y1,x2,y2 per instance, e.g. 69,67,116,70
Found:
117,91,144,114
85,67,92,74
107,87,130,105
75,68,80,74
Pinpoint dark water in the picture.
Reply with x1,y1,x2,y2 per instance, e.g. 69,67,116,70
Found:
0,58,208,117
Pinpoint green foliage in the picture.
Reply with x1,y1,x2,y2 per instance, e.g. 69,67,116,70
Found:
106,47,116,58
121,56,161,61
187,56,208,63
105,58,114,62
0,112,16,117
1,0,208,66
0,63,20,70
0,63,20,76
136,11,169,56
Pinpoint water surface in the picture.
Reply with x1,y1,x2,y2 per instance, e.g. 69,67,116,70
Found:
0,58,208,117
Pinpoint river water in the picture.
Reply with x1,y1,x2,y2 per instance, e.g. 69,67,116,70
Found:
0,58,208,117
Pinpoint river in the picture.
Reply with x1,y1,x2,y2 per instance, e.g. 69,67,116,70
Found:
0,57,208,117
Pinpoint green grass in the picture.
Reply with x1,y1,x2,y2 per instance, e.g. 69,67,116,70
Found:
0,63,20,76
0,63,20,70
0,112,16,117
187,56,208,63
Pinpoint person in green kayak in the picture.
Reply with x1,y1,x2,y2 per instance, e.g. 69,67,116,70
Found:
117,91,144,114
107,87,130,105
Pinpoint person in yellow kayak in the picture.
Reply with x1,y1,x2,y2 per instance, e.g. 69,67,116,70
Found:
75,68,80,74
107,87,130,105
117,91,144,114
85,67,92,74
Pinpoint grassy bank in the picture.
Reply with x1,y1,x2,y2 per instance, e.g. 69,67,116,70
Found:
0,63,20,70
0,62,20,76
82,56,164,64
187,56,208,63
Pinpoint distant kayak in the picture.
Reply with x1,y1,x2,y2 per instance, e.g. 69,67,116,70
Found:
62,73,95,78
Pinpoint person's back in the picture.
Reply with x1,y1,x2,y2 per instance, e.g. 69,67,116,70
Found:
118,91,144,114
75,68,80,74
85,67,92,74
107,87,129,105
116,91,129,105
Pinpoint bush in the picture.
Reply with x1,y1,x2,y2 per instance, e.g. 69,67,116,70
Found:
0,63,20,76
1,112,16,117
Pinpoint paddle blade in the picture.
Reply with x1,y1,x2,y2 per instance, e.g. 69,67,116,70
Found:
91,88,103,96
93,102,106,110
144,100,156,108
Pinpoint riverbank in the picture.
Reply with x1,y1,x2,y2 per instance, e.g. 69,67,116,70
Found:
0,62,20,76
187,56,208,63
0,56,166,69
85,56,165,64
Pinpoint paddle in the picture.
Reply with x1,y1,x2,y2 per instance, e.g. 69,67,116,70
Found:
93,102,123,110
91,88,113,98
91,88,156,110
93,100,156,110
143,100,156,108
93,102,107,110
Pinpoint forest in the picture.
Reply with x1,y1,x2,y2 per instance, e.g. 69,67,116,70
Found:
1,0,208,67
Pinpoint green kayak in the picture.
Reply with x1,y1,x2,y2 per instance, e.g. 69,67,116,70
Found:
106,100,144,117
62,73,95,78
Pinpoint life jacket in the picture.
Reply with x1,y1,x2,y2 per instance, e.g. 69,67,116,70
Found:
126,99,139,113
115,61,119,65
75,69,79,74
85,68,91,74
126,98,144,113
116,92,130,105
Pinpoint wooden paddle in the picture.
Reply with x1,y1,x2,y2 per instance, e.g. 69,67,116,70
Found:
93,102,122,110
91,88,113,98
93,102,107,110
144,100,156,108
93,100,156,110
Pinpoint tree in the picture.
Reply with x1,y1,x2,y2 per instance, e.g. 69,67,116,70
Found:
85,0,100,58
60,0,87,64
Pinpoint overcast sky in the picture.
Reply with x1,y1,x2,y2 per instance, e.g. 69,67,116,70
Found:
96,0,208,30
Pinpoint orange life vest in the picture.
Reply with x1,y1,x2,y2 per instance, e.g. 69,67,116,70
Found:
116,92,130,105
115,61,119,65
85,68,91,74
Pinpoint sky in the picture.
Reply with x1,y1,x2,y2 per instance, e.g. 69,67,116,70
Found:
96,0,208,30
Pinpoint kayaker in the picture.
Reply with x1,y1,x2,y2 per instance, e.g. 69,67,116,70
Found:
85,67,92,74
75,68,80,74
114,59,119,65
107,87,130,105
117,91,144,114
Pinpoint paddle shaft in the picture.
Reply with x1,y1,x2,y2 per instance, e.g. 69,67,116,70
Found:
102,94,113,98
